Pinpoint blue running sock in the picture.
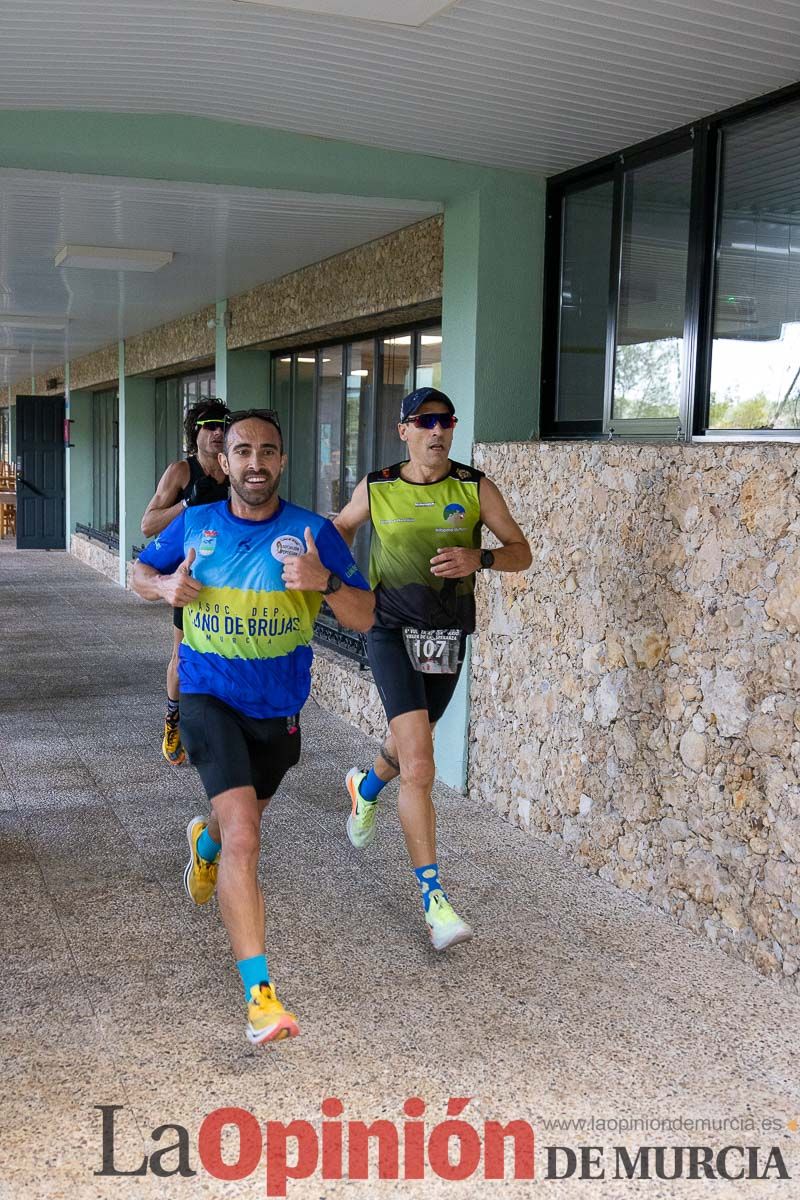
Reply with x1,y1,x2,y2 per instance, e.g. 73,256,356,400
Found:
414,863,445,913
197,826,221,864
238,954,269,1002
359,768,387,803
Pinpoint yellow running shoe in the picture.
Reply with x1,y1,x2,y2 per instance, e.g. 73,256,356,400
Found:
162,715,186,766
425,890,474,951
246,983,300,1045
183,816,219,906
345,768,378,849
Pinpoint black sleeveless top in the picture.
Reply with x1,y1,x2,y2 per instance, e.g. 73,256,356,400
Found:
178,455,229,506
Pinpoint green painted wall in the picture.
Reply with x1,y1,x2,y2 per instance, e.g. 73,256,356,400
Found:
442,176,545,450
118,345,156,586
435,176,545,789
0,111,526,203
226,348,271,410
65,380,94,537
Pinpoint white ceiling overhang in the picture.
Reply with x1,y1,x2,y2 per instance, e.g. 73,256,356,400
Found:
0,169,440,385
0,0,798,174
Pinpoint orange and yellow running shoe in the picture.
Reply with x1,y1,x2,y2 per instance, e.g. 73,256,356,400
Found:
246,983,300,1046
162,715,186,766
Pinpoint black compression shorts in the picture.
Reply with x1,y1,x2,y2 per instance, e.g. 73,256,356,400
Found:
173,606,184,632
367,626,467,725
180,692,301,801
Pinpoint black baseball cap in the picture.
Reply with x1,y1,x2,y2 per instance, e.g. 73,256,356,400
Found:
399,387,455,423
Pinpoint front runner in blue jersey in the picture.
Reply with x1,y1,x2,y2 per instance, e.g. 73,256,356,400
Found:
133,410,374,1045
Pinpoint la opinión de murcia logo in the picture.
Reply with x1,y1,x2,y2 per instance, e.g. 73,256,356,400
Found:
94,1100,791,1196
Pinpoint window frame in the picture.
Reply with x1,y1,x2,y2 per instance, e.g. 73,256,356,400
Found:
269,316,442,512
542,79,800,443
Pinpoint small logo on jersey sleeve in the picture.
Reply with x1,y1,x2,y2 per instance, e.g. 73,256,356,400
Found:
443,503,466,524
271,534,305,562
199,529,218,557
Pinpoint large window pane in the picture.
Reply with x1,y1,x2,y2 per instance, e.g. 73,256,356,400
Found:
557,181,614,423
315,348,342,515
378,332,412,464
709,100,800,430
612,151,692,422
415,327,442,390
154,376,182,486
92,389,118,534
345,341,373,504
292,356,316,509
272,356,293,497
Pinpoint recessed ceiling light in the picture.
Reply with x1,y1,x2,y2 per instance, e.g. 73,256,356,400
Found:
0,314,69,329
231,0,458,26
351,369,369,376
420,334,442,345
297,356,316,363
55,245,173,272
279,357,291,363
384,335,412,346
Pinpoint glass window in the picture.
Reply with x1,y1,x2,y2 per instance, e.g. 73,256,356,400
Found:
611,150,692,427
0,408,9,463
292,356,316,509
153,369,216,487
416,326,442,389
557,181,614,424
154,376,182,484
708,99,800,430
92,389,119,534
315,348,343,516
345,341,374,506
272,356,293,495
378,333,413,464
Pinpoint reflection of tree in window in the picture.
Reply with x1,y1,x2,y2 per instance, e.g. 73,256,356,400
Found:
709,99,800,430
612,152,692,424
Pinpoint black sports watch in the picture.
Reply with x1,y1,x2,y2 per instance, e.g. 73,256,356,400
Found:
322,572,343,596
479,549,495,570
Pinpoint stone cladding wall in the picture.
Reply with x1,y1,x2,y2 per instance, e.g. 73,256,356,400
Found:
471,439,800,991
310,645,385,740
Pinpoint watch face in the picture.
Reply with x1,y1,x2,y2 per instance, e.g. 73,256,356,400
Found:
481,550,494,569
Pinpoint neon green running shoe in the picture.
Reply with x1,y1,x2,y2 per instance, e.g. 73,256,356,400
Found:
425,890,473,951
346,768,378,849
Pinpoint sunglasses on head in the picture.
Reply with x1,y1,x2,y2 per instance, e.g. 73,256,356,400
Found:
224,407,282,431
403,412,458,430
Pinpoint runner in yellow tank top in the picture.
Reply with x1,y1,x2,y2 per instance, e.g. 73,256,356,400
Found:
335,387,532,950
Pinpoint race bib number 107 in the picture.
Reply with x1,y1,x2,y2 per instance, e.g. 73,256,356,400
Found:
402,627,461,675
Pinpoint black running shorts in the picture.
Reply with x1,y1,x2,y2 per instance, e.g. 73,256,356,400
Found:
367,626,467,725
173,606,183,632
180,692,301,801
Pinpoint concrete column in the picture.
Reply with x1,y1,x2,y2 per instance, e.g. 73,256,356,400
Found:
65,372,94,541
118,342,156,586
214,300,228,402
435,175,545,789
226,348,271,409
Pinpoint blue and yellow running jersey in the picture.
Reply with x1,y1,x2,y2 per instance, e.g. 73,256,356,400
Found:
138,499,369,718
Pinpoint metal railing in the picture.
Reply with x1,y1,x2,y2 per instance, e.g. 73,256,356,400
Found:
75,522,119,551
313,604,369,668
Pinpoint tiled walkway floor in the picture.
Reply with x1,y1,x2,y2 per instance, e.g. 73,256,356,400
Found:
2,541,799,1199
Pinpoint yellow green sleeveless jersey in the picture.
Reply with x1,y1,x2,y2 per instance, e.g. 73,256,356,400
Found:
367,460,484,631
